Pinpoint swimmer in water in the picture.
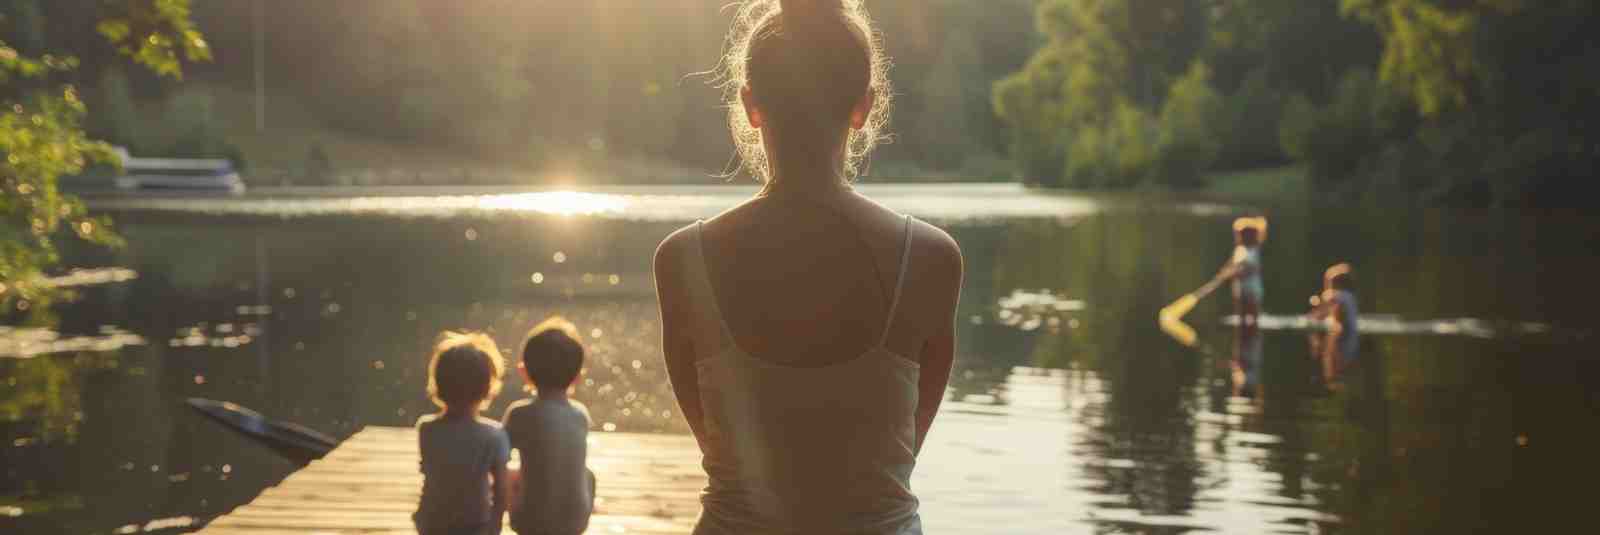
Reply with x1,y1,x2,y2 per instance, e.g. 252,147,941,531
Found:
1308,263,1359,384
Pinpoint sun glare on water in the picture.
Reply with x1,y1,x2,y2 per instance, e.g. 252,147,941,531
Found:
474,191,630,216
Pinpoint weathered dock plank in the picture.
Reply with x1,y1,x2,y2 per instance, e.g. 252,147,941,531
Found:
197,426,705,535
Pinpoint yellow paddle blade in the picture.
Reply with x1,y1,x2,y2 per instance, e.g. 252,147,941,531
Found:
1160,293,1200,321
1159,314,1199,347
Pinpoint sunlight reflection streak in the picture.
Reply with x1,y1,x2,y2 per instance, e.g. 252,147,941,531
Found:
474,191,629,216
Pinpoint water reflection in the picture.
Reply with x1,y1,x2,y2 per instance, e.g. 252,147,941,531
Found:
0,327,144,359
1224,313,1582,340
3,189,1597,533
474,191,630,216
83,184,1105,222
920,364,1338,533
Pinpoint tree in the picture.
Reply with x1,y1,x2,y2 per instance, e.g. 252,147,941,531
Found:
994,0,1214,188
1153,62,1223,189
1325,0,1600,205
1341,0,1504,118
1,0,208,311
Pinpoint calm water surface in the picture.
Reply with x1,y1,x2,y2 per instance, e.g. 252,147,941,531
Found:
3,184,1596,534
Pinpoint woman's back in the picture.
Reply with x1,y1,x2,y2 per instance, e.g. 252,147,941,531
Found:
655,194,960,534
657,1,961,532
698,196,939,363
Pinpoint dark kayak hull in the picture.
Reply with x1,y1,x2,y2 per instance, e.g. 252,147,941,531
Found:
186,398,338,466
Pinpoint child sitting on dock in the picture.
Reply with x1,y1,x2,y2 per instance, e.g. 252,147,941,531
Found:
1309,263,1360,381
1218,217,1268,326
501,317,595,535
415,332,512,535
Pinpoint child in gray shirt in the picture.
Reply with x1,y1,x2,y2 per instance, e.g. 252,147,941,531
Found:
503,317,595,535
415,332,511,535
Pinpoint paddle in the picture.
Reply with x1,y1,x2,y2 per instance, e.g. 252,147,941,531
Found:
1160,274,1228,323
1157,276,1228,348
1159,313,1200,347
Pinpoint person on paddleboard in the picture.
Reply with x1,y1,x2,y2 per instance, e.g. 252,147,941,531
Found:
1218,217,1267,327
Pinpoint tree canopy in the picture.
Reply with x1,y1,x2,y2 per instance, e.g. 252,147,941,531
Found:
995,0,1599,207
1,0,207,312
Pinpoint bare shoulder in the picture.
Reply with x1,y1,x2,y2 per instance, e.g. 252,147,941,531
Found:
653,222,701,289
654,223,699,265
912,219,963,282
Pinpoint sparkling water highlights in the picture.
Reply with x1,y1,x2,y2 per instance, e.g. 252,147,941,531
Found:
473,191,630,217
83,184,1109,221
9,186,1597,534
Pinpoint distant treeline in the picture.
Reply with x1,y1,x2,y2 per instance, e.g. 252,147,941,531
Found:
175,0,1036,180
996,0,1599,207
9,0,1597,205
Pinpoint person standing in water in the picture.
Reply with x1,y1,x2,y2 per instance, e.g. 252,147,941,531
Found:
654,1,963,533
1218,217,1267,326
1309,263,1360,383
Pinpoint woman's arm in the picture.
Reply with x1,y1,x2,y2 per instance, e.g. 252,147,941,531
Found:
914,227,963,454
654,233,711,446
1217,247,1257,281
916,327,955,454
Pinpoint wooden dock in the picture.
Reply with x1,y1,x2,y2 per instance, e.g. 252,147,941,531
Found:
198,426,705,535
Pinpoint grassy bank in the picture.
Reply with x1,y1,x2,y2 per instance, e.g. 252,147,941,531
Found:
1202,165,1309,202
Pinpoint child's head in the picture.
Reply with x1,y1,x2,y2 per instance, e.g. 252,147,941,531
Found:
719,0,891,183
1233,217,1268,247
520,317,585,395
1325,263,1353,291
427,332,505,413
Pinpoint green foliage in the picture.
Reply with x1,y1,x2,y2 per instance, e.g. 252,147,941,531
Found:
1,0,205,308
1062,100,1158,188
0,353,112,442
993,46,1070,184
93,0,211,79
1283,0,1600,205
993,0,1594,205
1277,70,1406,195
1207,0,1380,102
1213,70,1288,170
994,0,1216,188
1153,63,1223,189
0,87,121,307
1340,0,1495,117
1278,93,1319,164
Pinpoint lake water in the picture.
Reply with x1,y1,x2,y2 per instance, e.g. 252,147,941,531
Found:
3,184,1597,534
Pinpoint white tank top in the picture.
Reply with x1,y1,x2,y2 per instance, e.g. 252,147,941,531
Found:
680,216,923,535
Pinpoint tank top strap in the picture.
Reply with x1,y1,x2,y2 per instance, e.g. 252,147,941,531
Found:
688,221,737,354
878,215,915,348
